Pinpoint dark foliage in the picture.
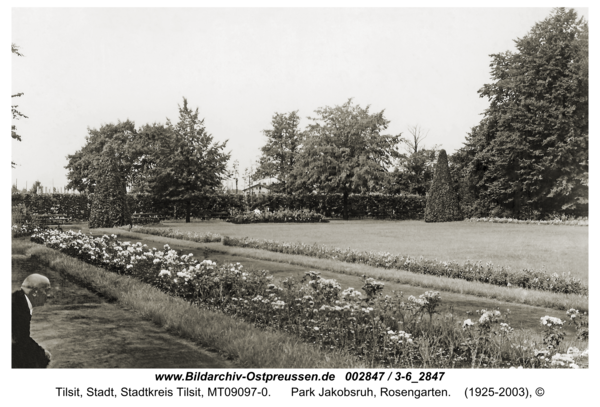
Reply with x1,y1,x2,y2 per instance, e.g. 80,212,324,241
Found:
459,8,588,218
254,111,305,194
424,150,463,222
292,99,401,219
88,144,131,228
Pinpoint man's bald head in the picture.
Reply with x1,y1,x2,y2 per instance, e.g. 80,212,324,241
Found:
21,274,51,307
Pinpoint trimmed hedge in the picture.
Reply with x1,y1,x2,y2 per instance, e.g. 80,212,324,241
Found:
245,193,425,220
11,193,90,220
12,192,426,221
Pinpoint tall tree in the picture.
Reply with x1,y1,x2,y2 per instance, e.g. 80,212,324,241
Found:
12,44,28,167
127,122,171,193
387,125,438,195
255,111,305,193
464,8,588,217
65,120,140,193
293,99,401,219
145,98,230,222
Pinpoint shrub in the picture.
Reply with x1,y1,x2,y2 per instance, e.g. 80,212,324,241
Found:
228,209,328,224
11,193,89,220
12,223,49,238
424,149,463,222
88,147,132,229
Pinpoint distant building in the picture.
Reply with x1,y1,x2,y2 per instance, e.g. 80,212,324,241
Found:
243,177,278,195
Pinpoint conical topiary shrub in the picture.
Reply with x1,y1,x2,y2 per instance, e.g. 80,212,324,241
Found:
88,146,132,229
424,149,463,222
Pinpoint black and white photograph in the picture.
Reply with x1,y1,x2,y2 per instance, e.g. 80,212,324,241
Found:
8,3,593,405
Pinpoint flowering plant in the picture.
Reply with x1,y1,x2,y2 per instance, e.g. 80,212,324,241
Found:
540,316,565,350
29,228,588,369
566,308,589,340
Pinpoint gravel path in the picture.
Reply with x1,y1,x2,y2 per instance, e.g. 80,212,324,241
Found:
12,255,231,368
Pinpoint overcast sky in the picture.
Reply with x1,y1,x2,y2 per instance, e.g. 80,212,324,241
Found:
10,7,589,191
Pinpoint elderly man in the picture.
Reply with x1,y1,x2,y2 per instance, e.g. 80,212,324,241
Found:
12,273,52,368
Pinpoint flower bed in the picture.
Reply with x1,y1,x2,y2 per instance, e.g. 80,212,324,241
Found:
222,236,587,296
12,223,49,238
29,229,587,368
116,225,222,243
465,217,588,226
227,209,328,224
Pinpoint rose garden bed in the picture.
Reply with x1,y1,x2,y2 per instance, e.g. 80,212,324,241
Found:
29,228,588,368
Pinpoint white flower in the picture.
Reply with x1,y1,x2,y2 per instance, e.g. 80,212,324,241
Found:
159,269,171,277
540,316,563,327
463,319,474,329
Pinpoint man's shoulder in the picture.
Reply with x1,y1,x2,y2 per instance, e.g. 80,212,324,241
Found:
12,289,27,307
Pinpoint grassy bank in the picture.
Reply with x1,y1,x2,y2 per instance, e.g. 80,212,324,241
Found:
13,239,366,368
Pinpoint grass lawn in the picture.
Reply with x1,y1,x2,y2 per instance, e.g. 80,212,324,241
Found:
152,219,588,283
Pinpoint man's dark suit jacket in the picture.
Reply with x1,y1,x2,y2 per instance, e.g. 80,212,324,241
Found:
12,289,49,368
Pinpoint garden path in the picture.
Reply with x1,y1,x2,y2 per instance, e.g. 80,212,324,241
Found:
12,254,231,368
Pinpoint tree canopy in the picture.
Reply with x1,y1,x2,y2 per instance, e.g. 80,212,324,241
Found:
254,111,305,194
65,120,140,193
387,125,438,195
144,98,230,222
293,99,400,219
461,8,588,218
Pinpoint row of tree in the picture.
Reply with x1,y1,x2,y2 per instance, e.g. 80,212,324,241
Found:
252,108,438,205
62,8,588,224
250,10,588,220
66,99,230,224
